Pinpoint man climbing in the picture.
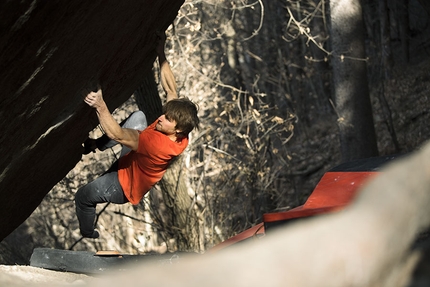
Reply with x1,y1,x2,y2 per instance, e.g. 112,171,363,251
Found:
75,33,199,238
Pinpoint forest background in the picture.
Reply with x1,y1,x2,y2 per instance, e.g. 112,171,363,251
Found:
1,0,429,263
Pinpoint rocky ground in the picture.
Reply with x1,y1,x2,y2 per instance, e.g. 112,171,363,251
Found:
0,265,92,286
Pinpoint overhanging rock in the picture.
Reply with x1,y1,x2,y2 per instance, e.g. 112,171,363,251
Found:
0,0,184,241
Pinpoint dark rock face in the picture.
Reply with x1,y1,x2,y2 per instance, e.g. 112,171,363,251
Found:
0,0,184,241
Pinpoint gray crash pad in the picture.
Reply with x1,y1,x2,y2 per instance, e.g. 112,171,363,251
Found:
30,248,183,274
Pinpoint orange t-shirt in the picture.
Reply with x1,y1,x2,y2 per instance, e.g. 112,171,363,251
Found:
117,120,188,205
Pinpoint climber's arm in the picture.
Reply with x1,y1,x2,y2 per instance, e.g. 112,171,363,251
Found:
156,32,178,102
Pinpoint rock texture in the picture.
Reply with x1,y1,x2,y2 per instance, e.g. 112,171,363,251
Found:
0,0,184,241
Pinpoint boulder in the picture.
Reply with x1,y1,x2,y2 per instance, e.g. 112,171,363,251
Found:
0,0,184,241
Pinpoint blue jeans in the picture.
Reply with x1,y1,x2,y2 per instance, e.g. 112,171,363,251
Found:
75,162,127,237
75,111,147,237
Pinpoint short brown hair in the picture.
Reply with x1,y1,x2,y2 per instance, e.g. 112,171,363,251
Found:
163,98,199,136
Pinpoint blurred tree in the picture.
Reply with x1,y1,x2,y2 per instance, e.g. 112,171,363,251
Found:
329,0,378,162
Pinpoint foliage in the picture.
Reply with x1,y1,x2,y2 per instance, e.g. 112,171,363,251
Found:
163,0,333,247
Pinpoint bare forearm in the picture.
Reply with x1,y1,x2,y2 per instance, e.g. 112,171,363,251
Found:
159,60,178,102
95,103,123,141
157,33,178,102
84,89,139,151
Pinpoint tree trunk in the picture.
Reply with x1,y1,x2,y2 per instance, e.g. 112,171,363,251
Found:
398,0,410,63
329,0,378,162
378,0,400,152
134,68,200,252
379,0,393,79
158,156,200,252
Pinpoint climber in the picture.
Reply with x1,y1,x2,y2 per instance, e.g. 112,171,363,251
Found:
74,32,199,238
